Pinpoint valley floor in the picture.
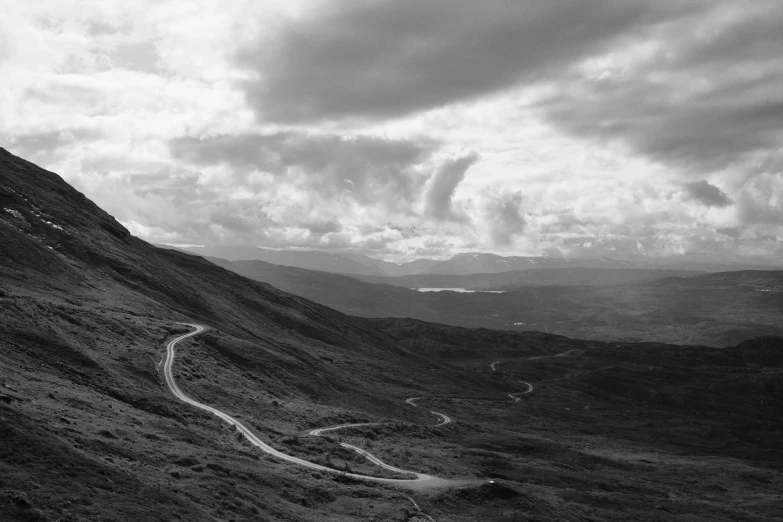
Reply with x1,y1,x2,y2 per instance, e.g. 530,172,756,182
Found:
2,302,781,521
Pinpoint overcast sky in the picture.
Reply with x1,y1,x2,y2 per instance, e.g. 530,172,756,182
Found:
2,0,782,262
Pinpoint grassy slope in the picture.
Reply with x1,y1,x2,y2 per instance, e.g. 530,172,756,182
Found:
0,148,483,521
371,319,783,520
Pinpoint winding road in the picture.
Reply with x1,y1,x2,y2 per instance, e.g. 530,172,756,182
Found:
508,381,533,402
161,322,590,520
489,360,534,402
490,347,581,401
528,348,579,361
404,397,452,426
163,323,450,488
162,323,579,517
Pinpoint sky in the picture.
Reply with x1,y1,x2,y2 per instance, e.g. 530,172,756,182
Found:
2,0,782,263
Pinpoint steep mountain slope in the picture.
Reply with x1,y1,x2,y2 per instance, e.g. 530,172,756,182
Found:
0,147,489,520
2,147,781,522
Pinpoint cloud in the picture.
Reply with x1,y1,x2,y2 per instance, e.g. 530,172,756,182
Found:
483,191,526,246
236,0,674,123
736,173,783,225
1,0,781,263
300,219,341,235
209,208,258,234
6,129,102,157
683,180,733,207
716,226,741,239
110,40,162,74
170,132,437,209
540,1,783,177
424,152,478,221
3,128,104,168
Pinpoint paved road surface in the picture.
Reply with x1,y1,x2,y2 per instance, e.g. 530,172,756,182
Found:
430,411,451,426
509,381,533,402
163,323,450,488
404,397,452,426
528,348,579,360
492,349,581,401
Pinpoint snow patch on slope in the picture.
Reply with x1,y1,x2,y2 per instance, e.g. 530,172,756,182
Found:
3,208,24,220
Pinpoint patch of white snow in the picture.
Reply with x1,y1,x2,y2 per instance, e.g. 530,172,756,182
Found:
3,208,24,220
43,220,63,230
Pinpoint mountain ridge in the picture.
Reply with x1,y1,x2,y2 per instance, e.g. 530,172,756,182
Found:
195,255,783,347
166,243,783,278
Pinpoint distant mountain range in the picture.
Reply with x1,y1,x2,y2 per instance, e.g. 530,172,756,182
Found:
163,245,783,277
348,267,703,289
156,244,435,276
194,255,783,347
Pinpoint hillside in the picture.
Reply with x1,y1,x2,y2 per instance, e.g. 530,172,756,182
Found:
0,147,481,520
161,244,448,277
158,244,403,276
348,267,704,289
168,245,783,278
1,147,782,521
415,253,782,275
205,257,783,347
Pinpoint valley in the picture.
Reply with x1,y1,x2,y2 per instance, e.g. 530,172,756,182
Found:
1,147,782,521
203,257,783,347
5,2,783,521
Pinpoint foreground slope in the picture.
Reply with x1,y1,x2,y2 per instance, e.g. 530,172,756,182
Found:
0,147,480,520
2,147,781,521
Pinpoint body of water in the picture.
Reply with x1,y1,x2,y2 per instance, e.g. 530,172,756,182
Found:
414,287,506,294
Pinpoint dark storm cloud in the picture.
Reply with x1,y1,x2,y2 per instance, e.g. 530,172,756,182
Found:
484,191,526,246
683,180,733,207
541,1,783,176
237,0,676,122
424,152,478,222
170,132,437,207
